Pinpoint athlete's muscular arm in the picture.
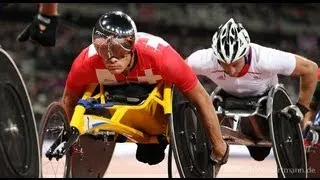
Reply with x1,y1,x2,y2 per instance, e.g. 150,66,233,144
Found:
258,45,318,111
183,81,227,157
185,49,213,78
61,88,82,122
290,55,318,109
160,46,227,160
61,48,92,121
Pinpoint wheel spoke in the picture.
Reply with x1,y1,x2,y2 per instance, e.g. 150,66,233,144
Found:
39,103,70,178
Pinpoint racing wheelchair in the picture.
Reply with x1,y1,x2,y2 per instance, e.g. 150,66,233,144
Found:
0,46,40,177
304,109,320,177
38,80,215,178
211,84,307,178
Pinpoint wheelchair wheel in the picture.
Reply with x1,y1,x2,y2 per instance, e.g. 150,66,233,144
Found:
168,144,182,178
0,48,40,177
69,134,116,178
268,85,307,178
169,86,213,178
38,102,72,178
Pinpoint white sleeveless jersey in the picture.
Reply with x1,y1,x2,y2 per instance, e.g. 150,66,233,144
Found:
186,43,296,97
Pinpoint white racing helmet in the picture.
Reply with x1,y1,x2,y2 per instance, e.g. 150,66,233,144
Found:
212,18,250,64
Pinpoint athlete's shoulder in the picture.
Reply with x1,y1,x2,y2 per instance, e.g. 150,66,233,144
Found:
250,43,276,67
87,44,100,58
186,48,215,67
250,42,294,61
250,42,292,56
134,32,177,63
75,44,101,61
187,48,213,59
250,42,296,75
71,44,102,69
136,32,169,44
249,42,269,56
135,32,171,52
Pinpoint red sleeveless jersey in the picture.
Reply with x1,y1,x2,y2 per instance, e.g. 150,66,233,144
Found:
65,32,198,95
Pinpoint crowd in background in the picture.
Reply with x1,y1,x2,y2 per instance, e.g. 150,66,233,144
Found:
0,3,319,123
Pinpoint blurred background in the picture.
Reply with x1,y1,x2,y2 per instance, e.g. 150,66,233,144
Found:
0,3,319,127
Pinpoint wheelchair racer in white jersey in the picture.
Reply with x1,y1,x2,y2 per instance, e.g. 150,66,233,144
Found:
186,18,318,162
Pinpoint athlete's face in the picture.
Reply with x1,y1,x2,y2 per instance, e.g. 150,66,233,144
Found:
219,57,245,77
103,54,133,74
93,37,134,74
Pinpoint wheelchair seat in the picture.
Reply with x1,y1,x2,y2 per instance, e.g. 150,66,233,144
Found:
103,83,156,105
212,89,268,118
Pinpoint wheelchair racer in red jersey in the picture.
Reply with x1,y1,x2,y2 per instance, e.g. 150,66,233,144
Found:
62,11,229,169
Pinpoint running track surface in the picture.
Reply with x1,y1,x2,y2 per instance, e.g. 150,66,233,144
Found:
43,143,277,178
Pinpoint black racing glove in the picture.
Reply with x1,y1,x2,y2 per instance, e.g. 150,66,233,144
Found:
280,103,309,124
17,13,58,47
295,102,310,116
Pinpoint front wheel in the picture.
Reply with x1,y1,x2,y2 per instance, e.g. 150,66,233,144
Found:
38,102,72,178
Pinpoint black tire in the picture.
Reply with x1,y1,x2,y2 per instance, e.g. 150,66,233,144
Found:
169,86,213,178
38,102,72,178
0,48,40,177
268,85,307,178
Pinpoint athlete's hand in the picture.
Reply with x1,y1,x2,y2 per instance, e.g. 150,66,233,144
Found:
281,103,308,123
17,13,58,47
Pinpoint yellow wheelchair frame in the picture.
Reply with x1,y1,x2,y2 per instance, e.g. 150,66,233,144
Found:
70,80,173,144
40,79,215,178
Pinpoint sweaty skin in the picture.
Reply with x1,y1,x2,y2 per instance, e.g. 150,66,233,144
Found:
62,87,80,121
290,55,318,129
291,55,318,109
183,81,227,159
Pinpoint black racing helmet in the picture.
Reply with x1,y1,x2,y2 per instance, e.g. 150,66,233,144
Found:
92,11,137,60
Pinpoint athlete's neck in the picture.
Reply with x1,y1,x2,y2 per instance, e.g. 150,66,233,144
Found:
236,48,252,77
